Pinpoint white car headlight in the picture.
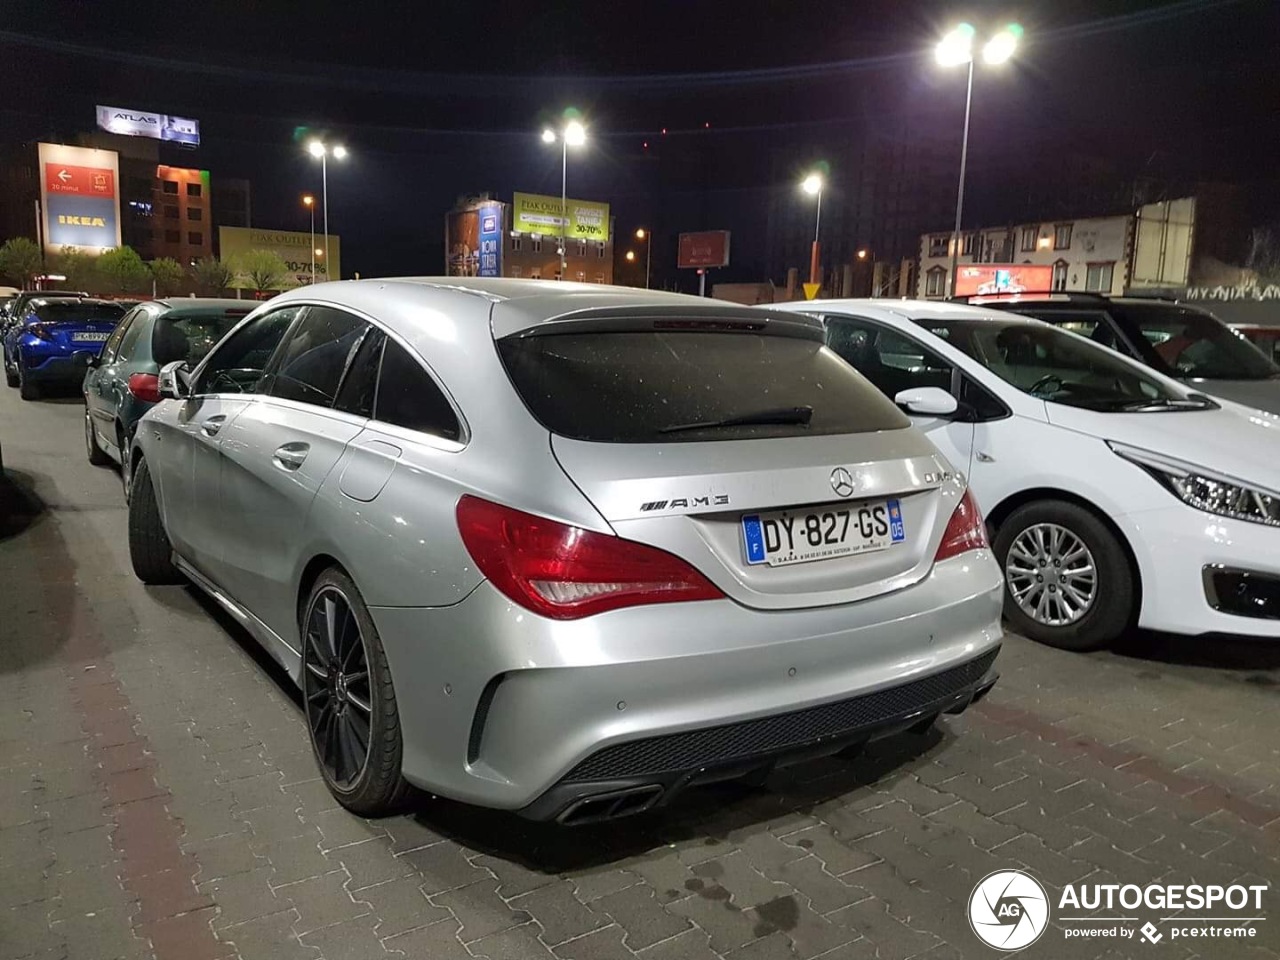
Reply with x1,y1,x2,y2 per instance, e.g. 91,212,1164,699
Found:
1109,442,1280,528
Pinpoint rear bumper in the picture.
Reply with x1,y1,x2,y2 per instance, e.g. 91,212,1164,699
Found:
522,650,999,823
22,348,96,383
370,549,1005,812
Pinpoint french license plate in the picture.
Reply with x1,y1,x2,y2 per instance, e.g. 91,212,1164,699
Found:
71,332,109,342
742,499,905,567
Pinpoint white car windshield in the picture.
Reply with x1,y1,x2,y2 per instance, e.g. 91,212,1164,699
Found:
917,318,1213,412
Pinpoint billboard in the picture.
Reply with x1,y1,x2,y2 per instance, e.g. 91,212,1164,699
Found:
955,264,1054,297
512,192,609,242
678,231,731,269
219,226,340,287
38,143,121,255
95,106,201,146
445,208,480,276
477,202,503,278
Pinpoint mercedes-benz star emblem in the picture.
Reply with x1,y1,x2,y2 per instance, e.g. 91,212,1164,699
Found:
830,467,856,498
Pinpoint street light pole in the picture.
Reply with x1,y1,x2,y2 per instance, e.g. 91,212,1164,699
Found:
308,141,347,282
560,136,568,280
948,58,974,299
303,195,315,284
635,228,651,289
801,172,824,287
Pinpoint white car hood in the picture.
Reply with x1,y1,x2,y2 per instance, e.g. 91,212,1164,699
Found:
1046,402,1280,490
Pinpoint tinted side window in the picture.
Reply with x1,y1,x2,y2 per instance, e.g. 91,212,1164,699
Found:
1028,310,1118,349
101,309,138,362
374,340,460,441
115,313,149,362
333,329,386,418
196,307,300,395
266,306,368,408
960,375,1008,421
826,318,952,399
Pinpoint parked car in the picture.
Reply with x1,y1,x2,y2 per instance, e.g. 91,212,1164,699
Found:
126,278,1003,821
973,293,1280,414
83,298,251,491
1,289,89,337
4,297,125,399
1230,323,1280,365
770,298,1280,651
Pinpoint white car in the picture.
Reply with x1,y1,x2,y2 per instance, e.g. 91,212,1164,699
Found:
770,298,1280,650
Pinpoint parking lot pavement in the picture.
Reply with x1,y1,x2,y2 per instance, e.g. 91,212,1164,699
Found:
1,386,1278,960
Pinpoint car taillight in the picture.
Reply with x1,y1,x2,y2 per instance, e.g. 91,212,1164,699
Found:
934,488,988,561
28,323,52,341
455,495,724,620
127,373,161,403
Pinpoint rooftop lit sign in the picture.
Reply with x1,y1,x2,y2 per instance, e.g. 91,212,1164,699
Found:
95,106,200,146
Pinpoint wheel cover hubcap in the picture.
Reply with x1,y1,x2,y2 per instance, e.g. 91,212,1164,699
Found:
1005,522,1098,627
303,588,372,789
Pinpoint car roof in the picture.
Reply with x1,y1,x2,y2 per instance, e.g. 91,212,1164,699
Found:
151,298,255,317
771,297,1034,325
267,277,821,340
31,296,123,308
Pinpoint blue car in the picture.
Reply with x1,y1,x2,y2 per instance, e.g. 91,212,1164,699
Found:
4,297,126,400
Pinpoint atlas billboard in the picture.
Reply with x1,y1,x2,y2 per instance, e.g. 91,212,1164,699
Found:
955,264,1054,297
219,226,340,286
512,192,609,242
678,231,731,269
38,143,121,255
95,106,201,146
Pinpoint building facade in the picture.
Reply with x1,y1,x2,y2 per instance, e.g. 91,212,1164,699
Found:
151,165,212,264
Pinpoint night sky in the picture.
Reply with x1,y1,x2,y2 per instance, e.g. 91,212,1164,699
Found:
2,0,1277,288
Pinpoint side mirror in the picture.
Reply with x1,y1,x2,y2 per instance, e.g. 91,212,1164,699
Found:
158,360,191,400
84,353,100,369
894,386,959,418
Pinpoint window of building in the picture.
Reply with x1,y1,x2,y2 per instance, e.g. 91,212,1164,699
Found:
576,240,586,258
925,266,946,297
187,208,202,221
162,181,179,194
188,231,203,246
596,243,606,259
531,238,542,253
1085,261,1114,292
961,234,975,256
375,339,460,441
927,234,949,257
186,182,202,197
1052,259,1068,291
1020,226,1037,252
511,236,522,252
510,266,522,278
164,205,179,220
164,230,181,243
1054,223,1073,250
595,273,606,283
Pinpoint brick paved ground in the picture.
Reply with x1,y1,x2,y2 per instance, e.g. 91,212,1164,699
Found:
2,389,1278,960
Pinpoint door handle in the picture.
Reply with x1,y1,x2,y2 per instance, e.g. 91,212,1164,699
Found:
200,415,227,437
272,443,310,471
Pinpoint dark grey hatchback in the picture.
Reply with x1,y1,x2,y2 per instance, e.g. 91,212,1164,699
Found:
83,298,250,490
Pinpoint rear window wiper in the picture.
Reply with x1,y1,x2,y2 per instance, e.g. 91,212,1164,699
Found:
659,405,814,434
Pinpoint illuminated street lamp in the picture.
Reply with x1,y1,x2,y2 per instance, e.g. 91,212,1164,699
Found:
634,227,652,288
625,250,636,262
307,140,348,278
302,195,316,283
801,171,824,287
936,22,1021,297
540,117,587,279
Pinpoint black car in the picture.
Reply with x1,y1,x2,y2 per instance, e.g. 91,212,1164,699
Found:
975,293,1280,414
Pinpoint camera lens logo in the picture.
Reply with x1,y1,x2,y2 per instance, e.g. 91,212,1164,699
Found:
969,870,1050,951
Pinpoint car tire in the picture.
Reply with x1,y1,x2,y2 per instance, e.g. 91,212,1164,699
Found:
3,357,16,388
17,364,38,401
127,457,183,585
301,568,412,817
994,500,1134,651
85,408,111,466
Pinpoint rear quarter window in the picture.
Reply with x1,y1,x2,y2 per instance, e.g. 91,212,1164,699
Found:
498,330,909,443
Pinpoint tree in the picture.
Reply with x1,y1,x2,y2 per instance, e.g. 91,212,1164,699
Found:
149,258,187,296
192,257,234,296
97,246,151,295
53,246,99,293
232,249,293,295
0,237,44,288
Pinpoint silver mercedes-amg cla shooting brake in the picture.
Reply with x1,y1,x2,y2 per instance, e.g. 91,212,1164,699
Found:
127,278,1003,823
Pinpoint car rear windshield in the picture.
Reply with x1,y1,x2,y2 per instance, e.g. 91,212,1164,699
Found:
33,302,124,323
497,329,909,442
153,312,248,366
1110,304,1279,382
